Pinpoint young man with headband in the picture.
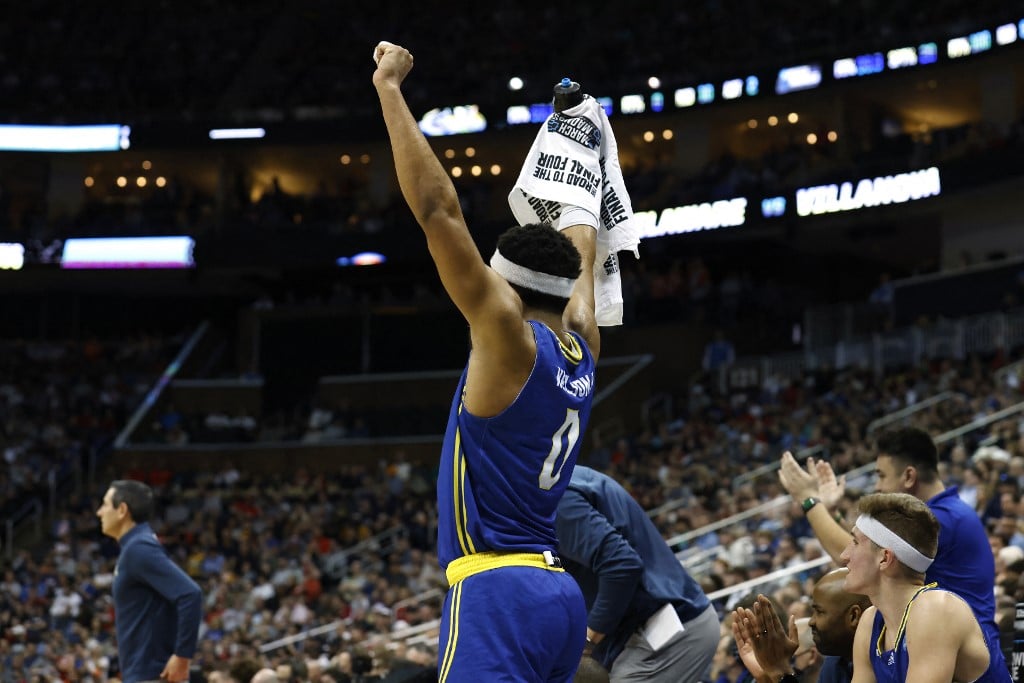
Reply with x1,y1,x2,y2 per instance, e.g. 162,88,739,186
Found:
779,427,1006,677
373,42,600,682
841,493,1010,682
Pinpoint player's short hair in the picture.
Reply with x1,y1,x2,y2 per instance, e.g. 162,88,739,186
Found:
875,427,939,483
496,223,582,313
110,479,155,523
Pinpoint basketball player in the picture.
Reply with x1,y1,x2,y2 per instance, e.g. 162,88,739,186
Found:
373,42,600,683
779,427,1007,678
842,493,1010,682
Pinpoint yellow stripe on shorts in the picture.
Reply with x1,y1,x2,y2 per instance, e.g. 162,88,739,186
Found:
439,582,463,683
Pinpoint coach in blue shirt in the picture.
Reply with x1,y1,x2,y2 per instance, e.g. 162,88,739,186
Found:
556,466,719,682
97,480,202,683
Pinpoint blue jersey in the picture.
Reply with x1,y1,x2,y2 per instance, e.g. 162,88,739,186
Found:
870,584,1010,683
926,486,1007,675
437,320,596,568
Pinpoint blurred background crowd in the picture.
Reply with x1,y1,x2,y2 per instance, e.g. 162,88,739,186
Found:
2,2,1024,682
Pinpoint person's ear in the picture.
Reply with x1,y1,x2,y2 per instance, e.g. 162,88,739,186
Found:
847,604,862,629
879,548,897,571
902,465,917,490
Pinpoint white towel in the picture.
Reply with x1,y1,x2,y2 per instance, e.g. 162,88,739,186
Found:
508,95,640,326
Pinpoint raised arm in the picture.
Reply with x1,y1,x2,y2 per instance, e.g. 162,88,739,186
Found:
371,42,510,324
560,224,600,360
778,452,852,563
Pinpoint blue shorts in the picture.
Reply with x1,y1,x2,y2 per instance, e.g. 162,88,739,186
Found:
438,564,587,682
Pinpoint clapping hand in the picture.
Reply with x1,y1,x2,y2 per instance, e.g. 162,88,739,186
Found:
732,595,799,683
730,608,765,680
815,458,846,510
778,451,820,502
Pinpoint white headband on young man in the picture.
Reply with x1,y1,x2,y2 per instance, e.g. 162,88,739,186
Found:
490,249,576,298
855,514,934,573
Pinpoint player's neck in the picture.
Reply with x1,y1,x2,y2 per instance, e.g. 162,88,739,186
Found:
874,579,926,639
525,310,569,338
913,480,945,502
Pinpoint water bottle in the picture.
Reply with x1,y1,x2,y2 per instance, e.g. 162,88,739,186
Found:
553,77,583,113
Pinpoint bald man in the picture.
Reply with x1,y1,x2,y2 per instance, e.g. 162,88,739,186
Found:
809,569,871,683
732,568,870,683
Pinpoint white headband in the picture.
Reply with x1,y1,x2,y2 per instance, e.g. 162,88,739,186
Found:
490,249,576,299
855,514,934,573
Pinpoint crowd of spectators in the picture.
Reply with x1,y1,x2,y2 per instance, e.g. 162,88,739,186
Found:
0,335,181,526
3,338,1023,681
3,8,1024,678
2,0,1022,270
0,2,1015,124
137,395,442,446
0,2,269,125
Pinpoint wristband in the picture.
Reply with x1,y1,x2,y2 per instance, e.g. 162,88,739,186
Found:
801,497,819,514
778,675,799,683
